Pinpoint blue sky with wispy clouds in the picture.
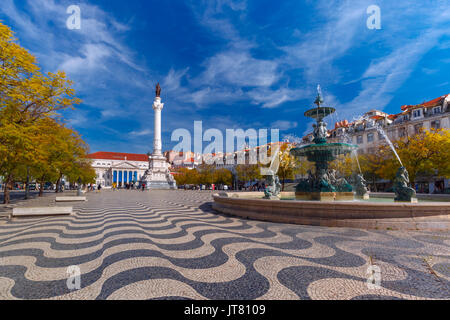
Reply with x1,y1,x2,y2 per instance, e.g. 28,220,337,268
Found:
1,0,449,153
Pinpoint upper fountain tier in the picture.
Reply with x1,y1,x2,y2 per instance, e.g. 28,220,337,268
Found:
304,106,336,121
291,86,358,159
303,87,336,122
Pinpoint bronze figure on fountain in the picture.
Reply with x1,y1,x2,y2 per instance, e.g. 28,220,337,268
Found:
393,167,417,202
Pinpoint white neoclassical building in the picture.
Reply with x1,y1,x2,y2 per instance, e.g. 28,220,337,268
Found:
87,152,149,188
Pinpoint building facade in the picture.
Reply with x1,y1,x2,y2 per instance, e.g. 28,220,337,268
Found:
323,94,450,193
87,152,149,188
165,141,286,171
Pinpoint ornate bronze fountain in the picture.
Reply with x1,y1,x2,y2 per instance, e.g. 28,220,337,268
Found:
290,87,359,201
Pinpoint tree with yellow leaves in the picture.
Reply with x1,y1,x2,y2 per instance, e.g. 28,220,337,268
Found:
0,22,82,203
276,143,300,191
235,164,261,187
378,128,450,187
329,154,355,179
214,168,233,186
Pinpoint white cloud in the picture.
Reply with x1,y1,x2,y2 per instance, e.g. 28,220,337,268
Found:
247,87,308,108
0,0,153,130
336,5,450,120
130,129,153,137
59,43,112,74
163,68,189,93
281,0,370,85
198,50,279,87
271,120,297,130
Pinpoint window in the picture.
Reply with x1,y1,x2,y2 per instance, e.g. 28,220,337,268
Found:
357,135,363,144
414,124,423,134
398,127,407,137
378,132,385,140
367,133,374,143
433,106,442,115
431,120,440,129
413,109,422,118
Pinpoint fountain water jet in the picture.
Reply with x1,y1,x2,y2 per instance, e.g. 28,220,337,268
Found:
353,115,416,202
375,125,403,166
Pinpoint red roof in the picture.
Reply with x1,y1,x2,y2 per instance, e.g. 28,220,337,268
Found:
422,94,448,107
87,152,149,162
401,94,449,111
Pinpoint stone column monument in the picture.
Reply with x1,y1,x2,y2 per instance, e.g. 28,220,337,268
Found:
153,84,164,157
140,83,177,190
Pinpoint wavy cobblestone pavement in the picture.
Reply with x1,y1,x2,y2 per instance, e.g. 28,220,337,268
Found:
0,190,449,300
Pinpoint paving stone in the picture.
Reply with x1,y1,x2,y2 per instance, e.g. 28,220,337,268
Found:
0,190,448,300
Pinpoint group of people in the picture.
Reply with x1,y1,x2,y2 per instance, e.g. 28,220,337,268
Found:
86,184,102,192
111,182,147,192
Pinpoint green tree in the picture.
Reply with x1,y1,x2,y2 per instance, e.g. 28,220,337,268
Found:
276,143,300,191
214,168,233,185
0,22,81,203
377,129,450,186
235,164,261,186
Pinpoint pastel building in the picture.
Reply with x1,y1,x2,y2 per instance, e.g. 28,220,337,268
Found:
324,93,450,193
87,152,149,187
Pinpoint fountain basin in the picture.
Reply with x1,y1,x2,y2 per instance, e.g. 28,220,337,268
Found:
304,106,335,120
212,192,450,231
295,192,354,201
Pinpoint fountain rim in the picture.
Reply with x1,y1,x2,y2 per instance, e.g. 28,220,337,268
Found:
304,106,336,119
212,192,450,231
291,142,359,151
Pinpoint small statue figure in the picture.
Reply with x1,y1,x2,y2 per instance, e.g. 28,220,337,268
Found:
393,166,417,202
155,83,161,97
328,169,337,185
355,173,369,198
327,169,352,192
275,175,281,193
313,121,328,143
318,169,335,192
264,172,281,199
295,170,314,193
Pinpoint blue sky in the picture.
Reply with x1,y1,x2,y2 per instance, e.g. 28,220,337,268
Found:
1,0,449,154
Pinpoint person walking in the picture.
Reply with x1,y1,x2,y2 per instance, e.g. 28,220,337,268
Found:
141,183,145,191
97,184,102,193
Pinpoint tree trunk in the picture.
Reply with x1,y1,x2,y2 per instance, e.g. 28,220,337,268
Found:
55,176,61,193
39,180,44,197
25,167,30,200
3,178,11,204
